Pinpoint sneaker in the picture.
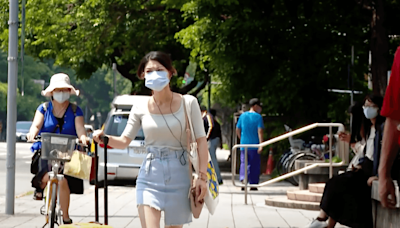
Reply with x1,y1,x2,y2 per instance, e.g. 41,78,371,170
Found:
305,219,328,228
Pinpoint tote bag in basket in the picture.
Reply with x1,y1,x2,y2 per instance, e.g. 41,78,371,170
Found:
64,151,92,180
183,96,219,215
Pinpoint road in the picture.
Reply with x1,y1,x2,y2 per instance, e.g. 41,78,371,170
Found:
0,142,34,204
0,142,230,206
0,142,91,205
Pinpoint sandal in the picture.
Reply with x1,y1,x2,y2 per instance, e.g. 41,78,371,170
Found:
33,189,43,201
63,218,73,224
31,169,47,201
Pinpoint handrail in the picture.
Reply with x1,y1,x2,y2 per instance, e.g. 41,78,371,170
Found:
231,123,346,204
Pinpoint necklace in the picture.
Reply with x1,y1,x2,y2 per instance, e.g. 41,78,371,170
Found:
153,93,184,149
53,102,69,118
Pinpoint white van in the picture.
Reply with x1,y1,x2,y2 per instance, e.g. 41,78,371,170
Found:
95,95,150,185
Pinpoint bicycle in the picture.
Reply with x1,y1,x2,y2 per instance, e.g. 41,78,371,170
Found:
35,133,88,228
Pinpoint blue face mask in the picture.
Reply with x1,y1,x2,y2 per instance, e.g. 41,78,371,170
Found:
145,71,170,91
363,107,379,119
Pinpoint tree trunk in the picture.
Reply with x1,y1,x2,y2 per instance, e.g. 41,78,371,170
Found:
370,0,388,96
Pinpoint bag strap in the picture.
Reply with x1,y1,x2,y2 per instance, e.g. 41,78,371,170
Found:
70,103,78,117
182,96,195,192
182,95,196,145
43,101,49,112
44,101,78,116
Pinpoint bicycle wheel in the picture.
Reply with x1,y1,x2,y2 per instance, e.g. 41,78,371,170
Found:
49,182,57,228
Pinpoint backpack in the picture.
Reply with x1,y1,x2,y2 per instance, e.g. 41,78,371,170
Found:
42,101,78,117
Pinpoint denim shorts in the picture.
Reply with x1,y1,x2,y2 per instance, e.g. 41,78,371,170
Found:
136,147,192,226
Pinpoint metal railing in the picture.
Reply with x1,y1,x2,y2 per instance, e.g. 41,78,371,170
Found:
231,123,346,204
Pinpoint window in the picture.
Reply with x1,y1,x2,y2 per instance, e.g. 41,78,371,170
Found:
16,121,32,130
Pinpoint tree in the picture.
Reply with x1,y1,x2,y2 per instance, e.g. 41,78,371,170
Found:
175,0,375,126
0,0,203,94
355,0,400,96
0,51,51,122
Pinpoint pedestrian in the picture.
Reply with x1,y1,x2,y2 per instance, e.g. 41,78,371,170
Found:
26,73,89,224
201,106,223,185
307,95,385,228
236,98,264,190
93,51,208,228
379,45,400,209
209,109,223,150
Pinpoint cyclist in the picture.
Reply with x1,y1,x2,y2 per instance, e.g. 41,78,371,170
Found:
27,73,89,224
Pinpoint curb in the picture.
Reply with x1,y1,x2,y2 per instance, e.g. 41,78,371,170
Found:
15,190,33,199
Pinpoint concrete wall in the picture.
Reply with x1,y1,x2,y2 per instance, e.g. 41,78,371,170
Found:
371,180,400,227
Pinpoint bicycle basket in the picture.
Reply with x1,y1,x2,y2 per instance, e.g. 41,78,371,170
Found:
40,133,77,161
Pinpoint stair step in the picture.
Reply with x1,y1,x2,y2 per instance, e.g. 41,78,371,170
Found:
265,196,320,211
308,183,326,194
287,190,322,203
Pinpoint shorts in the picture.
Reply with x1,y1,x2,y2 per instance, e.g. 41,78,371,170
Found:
136,147,192,226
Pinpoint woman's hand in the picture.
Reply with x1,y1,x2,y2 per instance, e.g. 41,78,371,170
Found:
338,131,350,143
26,132,36,142
92,129,104,144
367,176,379,186
79,134,89,146
195,176,208,202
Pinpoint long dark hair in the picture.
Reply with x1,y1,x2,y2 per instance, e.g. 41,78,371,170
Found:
349,101,365,143
363,94,385,138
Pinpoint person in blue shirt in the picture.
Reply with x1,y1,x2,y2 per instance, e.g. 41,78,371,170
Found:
27,73,88,224
236,98,265,190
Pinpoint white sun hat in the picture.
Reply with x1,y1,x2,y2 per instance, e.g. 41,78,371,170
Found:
41,73,80,97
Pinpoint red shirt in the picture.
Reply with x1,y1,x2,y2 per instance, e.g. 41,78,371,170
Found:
381,46,400,120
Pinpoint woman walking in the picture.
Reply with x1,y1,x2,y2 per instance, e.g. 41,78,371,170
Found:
93,51,208,228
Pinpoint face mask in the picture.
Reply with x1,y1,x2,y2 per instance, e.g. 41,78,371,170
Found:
53,91,70,103
145,71,170,91
363,107,378,119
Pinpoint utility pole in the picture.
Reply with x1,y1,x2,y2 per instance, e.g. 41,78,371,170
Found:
6,0,19,215
20,0,26,96
112,63,117,98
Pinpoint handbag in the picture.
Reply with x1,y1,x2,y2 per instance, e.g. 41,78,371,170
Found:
30,149,41,174
64,150,93,180
183,95,219,215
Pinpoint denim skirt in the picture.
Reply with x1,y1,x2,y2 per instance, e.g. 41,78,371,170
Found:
136,147,192,226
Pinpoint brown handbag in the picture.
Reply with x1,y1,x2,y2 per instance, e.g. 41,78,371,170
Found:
190,175,205,218
183,96,204,218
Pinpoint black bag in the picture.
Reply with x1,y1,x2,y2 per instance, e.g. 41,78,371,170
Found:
30,149,41,174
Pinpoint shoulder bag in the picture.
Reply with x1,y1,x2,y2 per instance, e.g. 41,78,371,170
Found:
182,96,219,216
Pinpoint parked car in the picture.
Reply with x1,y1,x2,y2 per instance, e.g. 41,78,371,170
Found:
16,121,32,142
94,95,150,185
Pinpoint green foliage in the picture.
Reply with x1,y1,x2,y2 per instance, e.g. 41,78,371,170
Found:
0,0,192,94
325,156,342,163
175,0,373,124
0,49,131,127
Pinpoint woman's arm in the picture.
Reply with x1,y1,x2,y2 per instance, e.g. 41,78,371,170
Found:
75,116,87,139
196,136,208,174
27,110,44,141
92,130,132,149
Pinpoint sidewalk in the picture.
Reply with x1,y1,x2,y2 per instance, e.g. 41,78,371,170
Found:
0,172,350,228
0,153,349,228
